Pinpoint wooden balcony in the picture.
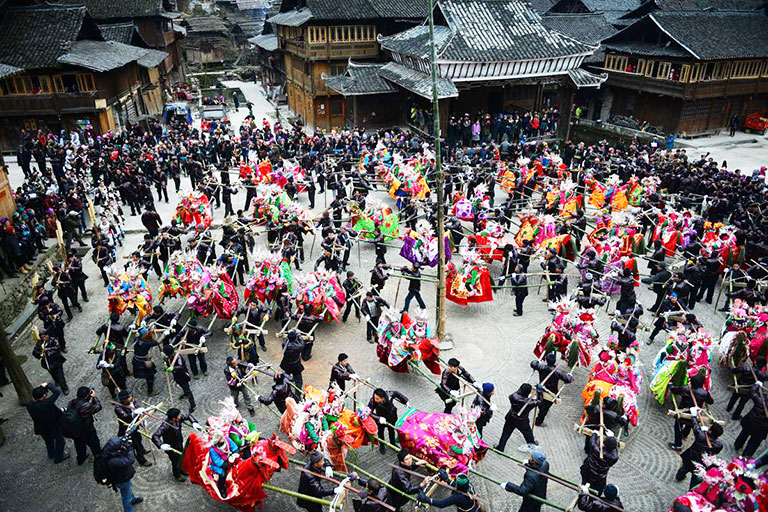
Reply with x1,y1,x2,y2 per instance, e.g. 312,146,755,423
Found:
606,70,768,100
0,92,98,116
283,40,378,60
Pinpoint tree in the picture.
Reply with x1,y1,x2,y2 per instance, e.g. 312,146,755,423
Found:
0,326,33,404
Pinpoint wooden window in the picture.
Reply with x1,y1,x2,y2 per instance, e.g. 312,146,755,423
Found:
689,64,700,83
657,61,671,79
680,64,690,82
644,60,655,77
762,60,768,77
52,75,64,92
636,59,646,75
331,27,337,41
76,73,95,92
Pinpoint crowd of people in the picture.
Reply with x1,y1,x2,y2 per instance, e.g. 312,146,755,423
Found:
4,92,768,512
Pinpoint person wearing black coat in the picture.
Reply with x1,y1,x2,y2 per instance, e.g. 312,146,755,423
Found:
152,407,199,481
727,359,768,420
416,471,479,511
115,390,152,467
734,381,768,457
24,383,69,463
668,373,714,451
500,450,549,512
496,383,543,450
388,449,423,511
70,386,103,464
472,383,496,437
297,451,336,512
675,418,723,488
437,358,477,414
531,353,573,426
96,312,130,350
510,266,528,316
280,330,306,390
577,484,623,512
580,433,619,495
258,372,294,413
132,332,159,396
33,331,68,393
613,268,636,315
67,251,89,303
368,388,408,454
361,292,389,343
163,345,196,412
697,253,721,304
329,353,356,391
98,345,129,399
647,240,666,273
641,262,671,313
341,271,362,322
103,436,144,511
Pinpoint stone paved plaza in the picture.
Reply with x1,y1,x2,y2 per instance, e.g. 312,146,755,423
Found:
0,84,762,512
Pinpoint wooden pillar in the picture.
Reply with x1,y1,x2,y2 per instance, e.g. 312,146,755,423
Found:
352,96,358,127
561,83,576,141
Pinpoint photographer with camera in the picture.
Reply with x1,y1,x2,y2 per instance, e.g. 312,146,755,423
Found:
102,436,144,511
71,386,103,465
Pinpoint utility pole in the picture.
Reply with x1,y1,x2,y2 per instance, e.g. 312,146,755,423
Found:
427,0,447,341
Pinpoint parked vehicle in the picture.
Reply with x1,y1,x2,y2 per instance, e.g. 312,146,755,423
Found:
201,104,228,123
744,110,768,135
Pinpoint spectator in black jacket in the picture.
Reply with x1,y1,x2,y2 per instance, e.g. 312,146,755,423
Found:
297,451,336,512
388,449,423,511
71,386,102,464
103,436,144,512
500,450,549,512
258,372,294,413
24,383,69,463
368,388,408,454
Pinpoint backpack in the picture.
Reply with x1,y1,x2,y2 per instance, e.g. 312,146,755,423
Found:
93,453,115,490
59,404,83,439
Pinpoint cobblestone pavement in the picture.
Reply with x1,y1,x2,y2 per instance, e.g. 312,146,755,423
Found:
0,86,756,512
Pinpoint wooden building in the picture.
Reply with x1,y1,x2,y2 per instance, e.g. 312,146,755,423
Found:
0,4,168,151
367,0,606,136
62,0,186,83
267,0,427,131
599,11,768,135
184,15,238,66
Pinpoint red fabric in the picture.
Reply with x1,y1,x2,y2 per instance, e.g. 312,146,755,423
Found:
182,433,292,512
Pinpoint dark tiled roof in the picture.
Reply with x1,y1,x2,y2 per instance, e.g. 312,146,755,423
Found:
541,13,616,45
378,62,458,99
526,0,556,12
185,15,229,32
57,40,149,71
655,0,763,10
268,7,313,25
649,11,768,60
580,0,641,11
0,5,90,70
601,41,691,58
437,0,593,61
323,61,398,96
568,68,607,88
269,0,426,24
249,34,279,51
137,48,169,67
62,0,165,20
0,64,22,79
98,22,136,44
380,25,453,60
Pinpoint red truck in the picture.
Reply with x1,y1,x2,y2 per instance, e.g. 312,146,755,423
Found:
744,110,768,135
